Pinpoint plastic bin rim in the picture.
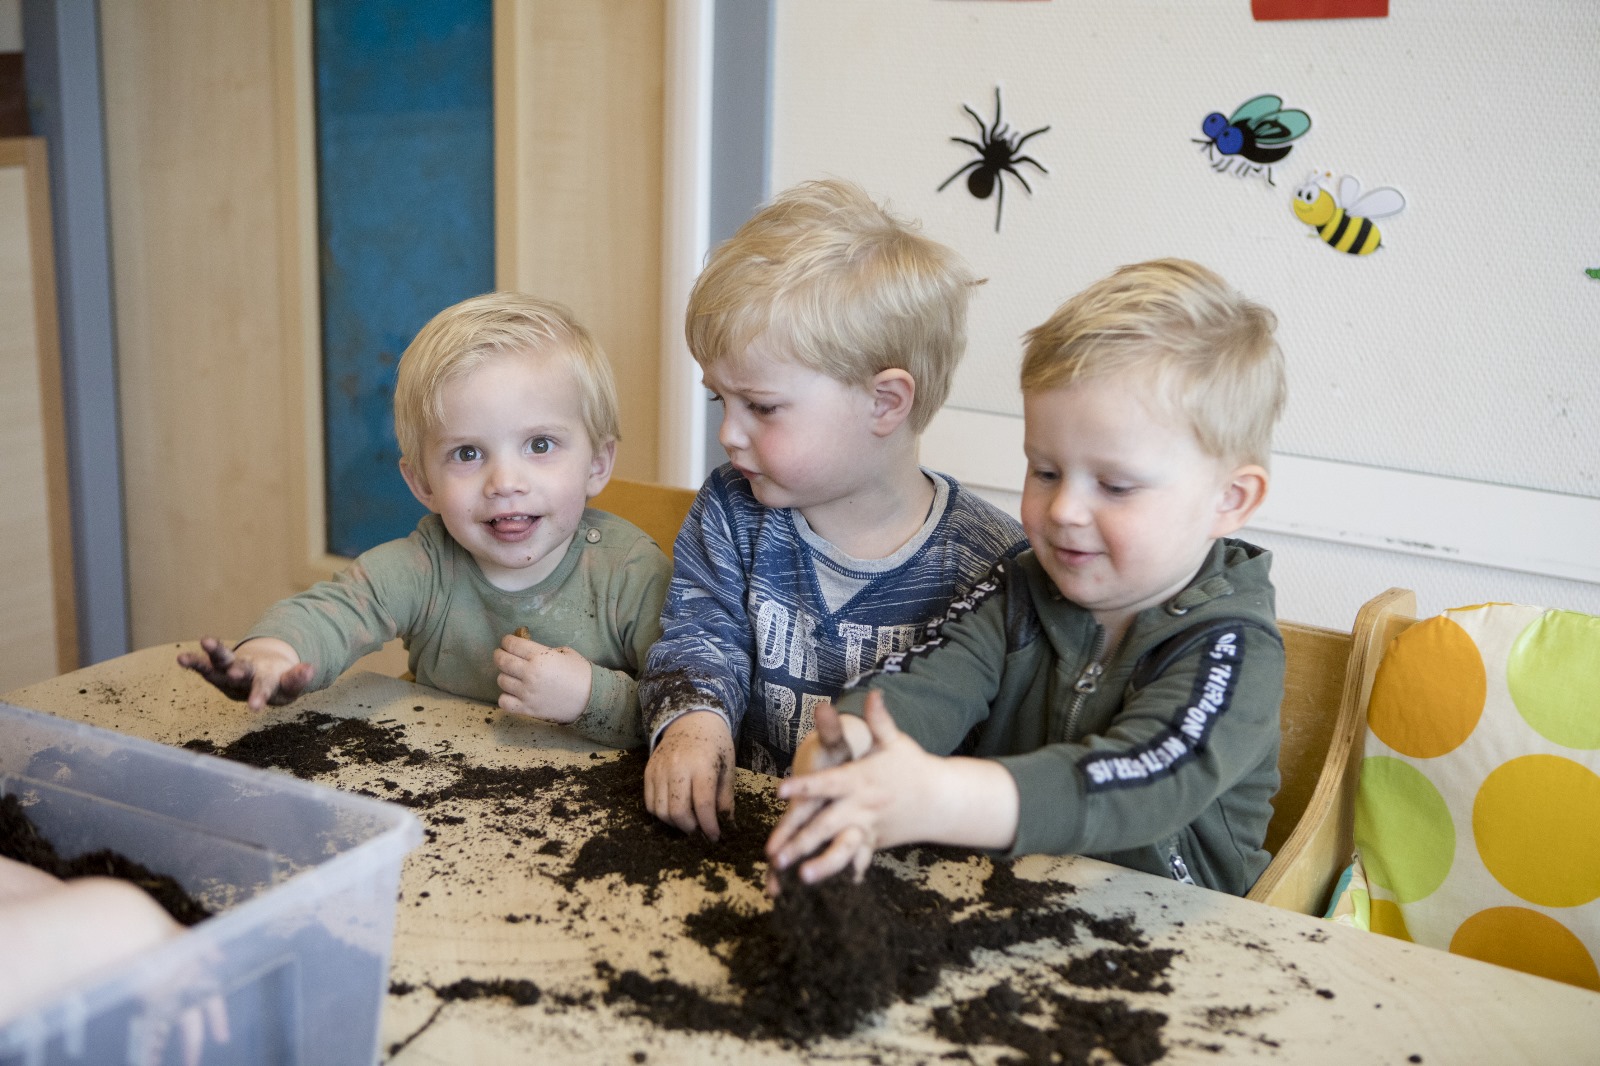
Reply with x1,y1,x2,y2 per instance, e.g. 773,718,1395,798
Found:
0,700,426,841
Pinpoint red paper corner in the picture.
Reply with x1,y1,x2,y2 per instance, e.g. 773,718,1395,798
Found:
1253,0,1388,20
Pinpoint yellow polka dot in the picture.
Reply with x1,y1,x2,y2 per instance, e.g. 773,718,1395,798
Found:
1450,907,1600,991
1368,617,1485,758
1507,610,1600,749
1356,756,1455,903
1474,755,1600,907
1369,899,1412,941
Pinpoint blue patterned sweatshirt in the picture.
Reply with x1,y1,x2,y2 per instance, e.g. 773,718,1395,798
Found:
640,464,1027,776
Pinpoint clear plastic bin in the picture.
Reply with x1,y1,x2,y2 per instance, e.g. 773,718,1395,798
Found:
0,701,423,1066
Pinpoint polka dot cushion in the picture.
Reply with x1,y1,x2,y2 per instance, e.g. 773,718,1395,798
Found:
1350,602,1600,990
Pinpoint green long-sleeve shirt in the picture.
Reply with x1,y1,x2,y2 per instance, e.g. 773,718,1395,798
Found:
247,510,671,748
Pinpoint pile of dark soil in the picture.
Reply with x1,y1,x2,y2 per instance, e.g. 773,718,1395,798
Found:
0,793,212,926
184,708,1178,1062
602,857,1172,1061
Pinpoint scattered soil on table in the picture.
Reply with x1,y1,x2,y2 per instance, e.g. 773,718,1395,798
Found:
1060,946,1179,994
185,709,779,903
556,754,783,900
183,709,434,776
185,708,1179,1062
433,976,542,1006
0,792,213,926
603,859,1171,1061
932,981,1169,1066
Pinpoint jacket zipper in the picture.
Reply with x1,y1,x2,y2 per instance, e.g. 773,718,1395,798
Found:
1061,625,1108,742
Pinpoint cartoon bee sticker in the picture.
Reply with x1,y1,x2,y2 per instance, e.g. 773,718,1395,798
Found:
1196,94,1311,185
1292,173,1406,256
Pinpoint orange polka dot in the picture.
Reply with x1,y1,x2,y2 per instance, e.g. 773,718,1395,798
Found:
1450,907,1600,991
1369,899,1412,942
1368,617,1485,758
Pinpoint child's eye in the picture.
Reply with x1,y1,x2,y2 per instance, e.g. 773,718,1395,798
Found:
747,402,778,417
450,445,482,463
1028,466,1059,484
1101,481,1137,497
706,390,723,404
528,436,554,455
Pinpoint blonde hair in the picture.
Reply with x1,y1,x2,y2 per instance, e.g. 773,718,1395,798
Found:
1021,259,1286,467
686,178,978,433
393,292,620,466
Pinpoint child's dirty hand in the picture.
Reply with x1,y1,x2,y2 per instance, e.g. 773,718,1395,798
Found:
177,637,314,711
766,692,929,889
790,698,869,777
644,712,736,842
495,630,592,724
770,699,875,892
768,692,1020,889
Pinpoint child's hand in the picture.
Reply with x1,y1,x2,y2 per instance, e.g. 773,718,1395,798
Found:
769,698,873,887
768,692,1021,889
644,711,736,841
0,858,230,1063
765,691,940,888
0,857,183,1016
790,696,869,776
177,637,314,711
494,632,593,724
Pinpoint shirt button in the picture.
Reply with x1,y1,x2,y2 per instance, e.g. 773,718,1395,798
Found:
585,528,602,543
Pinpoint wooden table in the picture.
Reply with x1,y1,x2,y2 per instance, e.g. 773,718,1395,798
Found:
7,644,1599,1065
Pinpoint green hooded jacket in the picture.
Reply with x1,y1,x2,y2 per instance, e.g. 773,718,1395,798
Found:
836,537,1284,896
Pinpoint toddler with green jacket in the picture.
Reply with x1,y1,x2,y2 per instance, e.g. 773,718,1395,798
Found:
768,259,1289,895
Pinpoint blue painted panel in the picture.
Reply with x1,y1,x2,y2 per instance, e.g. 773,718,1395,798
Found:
314,0,494,558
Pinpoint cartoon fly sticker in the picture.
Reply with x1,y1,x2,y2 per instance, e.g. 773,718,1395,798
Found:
1195,94,1311,185
1292,173,1406,255
938,86,1050,232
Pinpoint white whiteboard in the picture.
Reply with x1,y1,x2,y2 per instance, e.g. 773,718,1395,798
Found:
770,0,1600,583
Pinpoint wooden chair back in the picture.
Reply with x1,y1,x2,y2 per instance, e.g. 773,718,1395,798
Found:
590,478,697,558
1247,587,1418,915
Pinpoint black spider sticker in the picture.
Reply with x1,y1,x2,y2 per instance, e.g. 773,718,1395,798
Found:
938,86,1050,233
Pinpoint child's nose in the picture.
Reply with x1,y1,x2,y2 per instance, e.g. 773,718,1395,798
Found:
484,455,527,496
1049,485,1089,525
717,410,746,452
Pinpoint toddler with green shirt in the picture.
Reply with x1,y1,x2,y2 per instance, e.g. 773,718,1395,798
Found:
179,293,670,749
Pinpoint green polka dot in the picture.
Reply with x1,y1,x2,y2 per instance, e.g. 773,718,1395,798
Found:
1508,611,1600,749
1355,756,1455,903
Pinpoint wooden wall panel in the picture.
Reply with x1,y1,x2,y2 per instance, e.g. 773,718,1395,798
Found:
101,2,666,656
102,2,300,650
0,137,75,689
497,0,665,482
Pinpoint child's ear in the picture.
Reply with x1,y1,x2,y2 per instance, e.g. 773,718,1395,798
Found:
1210,463,1269,538
399,458,437,512
586,438,618,499
867,369,916,437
